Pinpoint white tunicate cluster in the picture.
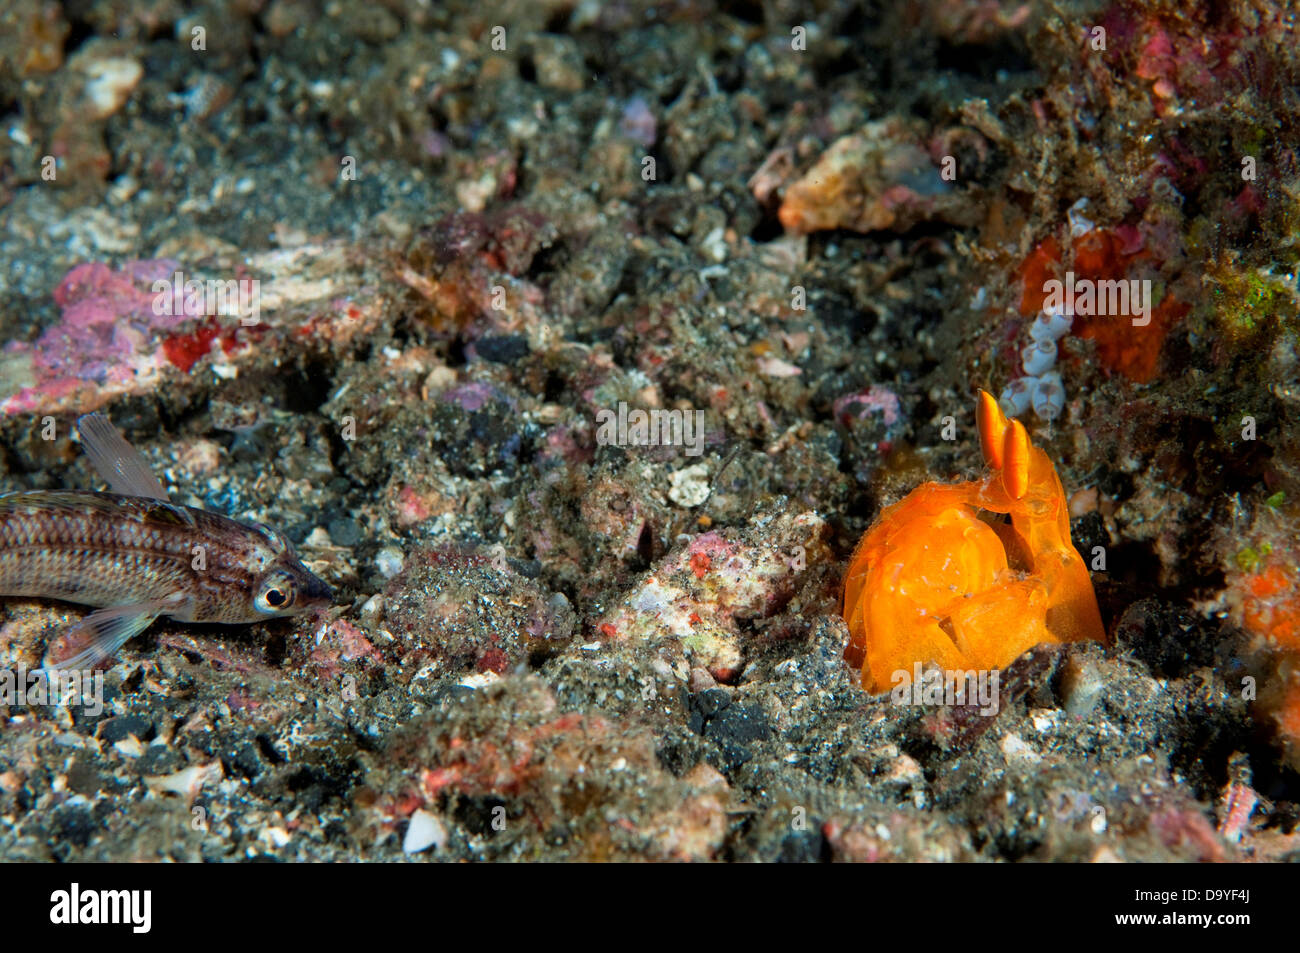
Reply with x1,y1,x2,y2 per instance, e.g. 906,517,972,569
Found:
999,377,1033,417
1000,309,1073,421
1028,310,1072,343
1031,371,1065,419
1068,197,1095,238
1021,338,1057,375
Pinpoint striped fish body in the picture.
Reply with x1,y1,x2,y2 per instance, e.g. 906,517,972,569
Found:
1,412,333,670
0,490,330,624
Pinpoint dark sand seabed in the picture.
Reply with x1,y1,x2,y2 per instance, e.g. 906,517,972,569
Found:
0,0,1298,862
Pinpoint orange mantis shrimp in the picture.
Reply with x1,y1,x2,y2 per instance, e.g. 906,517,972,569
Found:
843,390,1105,692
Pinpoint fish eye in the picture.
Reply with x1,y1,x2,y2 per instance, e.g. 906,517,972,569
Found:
255,575,297,614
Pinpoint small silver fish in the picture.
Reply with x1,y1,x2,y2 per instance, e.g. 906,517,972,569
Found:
0,414,333,670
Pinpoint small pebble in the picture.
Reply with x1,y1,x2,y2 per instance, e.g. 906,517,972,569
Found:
82,57,142,120
359,594,384,620
1000,732,1042,767
375,547,405,579
327,516,362,547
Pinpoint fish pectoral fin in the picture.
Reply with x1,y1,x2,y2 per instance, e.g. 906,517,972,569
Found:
44,601,169,673
76,413,171,501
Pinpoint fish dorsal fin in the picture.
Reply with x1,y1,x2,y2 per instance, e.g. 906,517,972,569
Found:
76,413,171,501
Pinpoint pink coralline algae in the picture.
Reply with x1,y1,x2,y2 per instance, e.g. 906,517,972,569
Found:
1,259,232,415
833,385,902,427
309,618,381,679
39,261,184,364
1091,4,1290,118
2,242,378,416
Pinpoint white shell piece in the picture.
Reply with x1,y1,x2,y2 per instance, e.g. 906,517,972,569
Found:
403,809,447,854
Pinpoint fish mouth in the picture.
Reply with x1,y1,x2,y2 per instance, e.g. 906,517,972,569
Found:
299,571,334,607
